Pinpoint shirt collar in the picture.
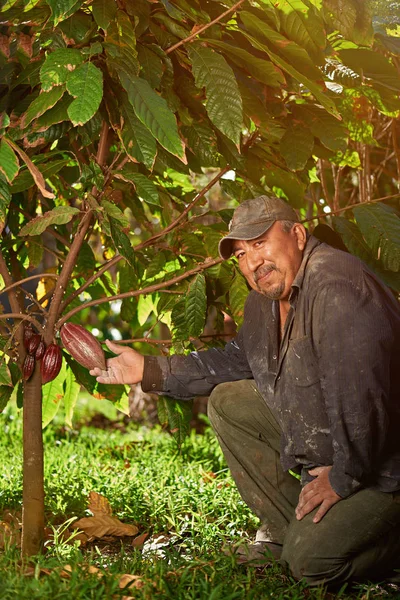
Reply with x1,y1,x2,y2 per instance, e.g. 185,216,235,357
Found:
289,236,321,305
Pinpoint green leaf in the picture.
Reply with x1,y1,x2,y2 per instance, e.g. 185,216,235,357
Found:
104,10,139,79
63,367,80,427
159,395,193,447
0,385,13,413
11,158,70,194
188,45,243,146
19,206,80,237
102,200,130,228
23,86,65,127
0,139,19,183
92,0,117,30
42,360,67,428
137,43,164,89
0,173,11,235
0,362,12,386
119,73,185,160
185,273,207,338
279,124,314,171
27,236,44,268
292,104,347,152
181,122,220,168
119,263,138,322
332,216,374,264
66,62,103,126
339,49,400,92
45,0,82,25
206,39,285,88
274,0,326,60
35,94,73,128
171,297,189,341
76,242,96,278
119,94,157,170
40,48,83,91
323,0,373,46
229,268,248,327
109,216,136,269
353,204,400,272
114,168,160,206
58,11,94,43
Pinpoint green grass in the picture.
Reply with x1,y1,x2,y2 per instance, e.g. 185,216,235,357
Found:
0,398,398,599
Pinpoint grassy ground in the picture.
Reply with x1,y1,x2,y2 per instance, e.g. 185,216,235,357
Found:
0,397,398,599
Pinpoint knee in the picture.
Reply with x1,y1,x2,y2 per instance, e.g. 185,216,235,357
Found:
282,544,347,586
208,381,238,425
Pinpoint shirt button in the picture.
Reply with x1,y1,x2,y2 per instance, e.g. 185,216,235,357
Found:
272,354,277,360
151,383,156,388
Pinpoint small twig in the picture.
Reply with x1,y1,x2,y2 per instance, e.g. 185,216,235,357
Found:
0,313,42,331
301,193,400,224
165,0,246,55
0,273,58,296
57,257,223,328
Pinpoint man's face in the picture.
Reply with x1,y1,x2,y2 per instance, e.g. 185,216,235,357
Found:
232,222,306,301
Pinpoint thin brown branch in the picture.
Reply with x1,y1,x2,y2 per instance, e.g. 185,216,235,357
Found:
0,313,42,330
165,0,246,55
0,273,58,296
56,257,223,328
301,193,400,224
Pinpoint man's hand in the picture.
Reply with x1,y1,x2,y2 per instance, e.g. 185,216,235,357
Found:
89,340,144,385
295,466,341,523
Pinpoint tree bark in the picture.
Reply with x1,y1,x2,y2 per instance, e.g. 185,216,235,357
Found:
22,365,44,556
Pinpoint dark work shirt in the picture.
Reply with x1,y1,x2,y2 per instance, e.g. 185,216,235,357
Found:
142,237,400,498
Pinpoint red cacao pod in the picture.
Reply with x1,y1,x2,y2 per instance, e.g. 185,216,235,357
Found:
27,334,41,356
41,344,62,384
35,340,46,360
60,323,106,370
23,354,35,381
23,325,35,350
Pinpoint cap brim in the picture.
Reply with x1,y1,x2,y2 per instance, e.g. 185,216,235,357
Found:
218,221,274,259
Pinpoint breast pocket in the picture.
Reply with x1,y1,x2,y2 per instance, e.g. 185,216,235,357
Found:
286,336,320,387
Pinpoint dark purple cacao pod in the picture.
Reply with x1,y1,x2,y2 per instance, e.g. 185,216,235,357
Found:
41,344,62,384
35,340,46,360
60,323,106,370
27,334,41,356
23,354,35,381
23,325,35,350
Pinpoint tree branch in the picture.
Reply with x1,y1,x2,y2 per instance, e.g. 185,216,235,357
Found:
165,0,246,55
301,193,400,224
0,273,58,297
0,313,42,331
56,257,223,328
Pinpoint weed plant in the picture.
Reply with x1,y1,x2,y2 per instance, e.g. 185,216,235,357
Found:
0,399,398,599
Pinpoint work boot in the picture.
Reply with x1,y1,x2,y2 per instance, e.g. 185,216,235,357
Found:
225,540,283,565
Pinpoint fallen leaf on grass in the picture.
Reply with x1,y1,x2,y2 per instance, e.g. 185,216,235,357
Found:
0,516,21,549
131,532,149,548
73,491,139,539
118,574,144,590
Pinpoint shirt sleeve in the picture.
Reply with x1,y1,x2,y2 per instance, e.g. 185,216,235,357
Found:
141,327,253,399
313,276,394,498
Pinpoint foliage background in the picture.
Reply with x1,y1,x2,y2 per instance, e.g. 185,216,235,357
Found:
0,0,399,428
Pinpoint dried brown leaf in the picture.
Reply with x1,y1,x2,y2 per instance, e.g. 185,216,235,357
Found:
5,138,54,199
131,532,149,548
88,491,113,517
118,574,144,590
73,515,139,539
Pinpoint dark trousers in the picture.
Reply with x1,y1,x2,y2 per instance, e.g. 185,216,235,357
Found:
207,380,400,587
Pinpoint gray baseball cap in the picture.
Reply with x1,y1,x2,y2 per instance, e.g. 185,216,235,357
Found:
218,195,298,259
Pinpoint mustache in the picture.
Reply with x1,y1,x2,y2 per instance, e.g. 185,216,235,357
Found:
253,264,278,283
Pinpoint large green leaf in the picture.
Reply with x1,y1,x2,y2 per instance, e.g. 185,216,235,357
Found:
119,73,185,160
0,362,12,386
92,0,117,30
339,49,400,92
23,86,65,127
0,139,19,183
181,122,220,168
292,104,347,152
274,0,326,60
40,48,83,91
0,385,13,413
35,94,73,128
158,396,193,447
205,39,285,88
188,45,243,147
45,0,82,25
114,168,160,206
0,173,11,234
109,216,136,269
66,62,103,126
171,297,189,341
119,96,157,170
353,204,400,272
76,242,96,278
323,0,373,46
42,360,67,428
279,124,314,171
104,10,139,80
63,367,80,427
229,268,248,327
18,206,80,236
185,273,207,338
137,43,164,89
11,158,70,193
332,216,374,264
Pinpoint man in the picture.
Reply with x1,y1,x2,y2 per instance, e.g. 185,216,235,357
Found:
90,196,400,587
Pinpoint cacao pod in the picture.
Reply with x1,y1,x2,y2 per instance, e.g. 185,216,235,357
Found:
23,325,35,350
60,323,106,370
35,340,46,360
27,334,41,356
23,354,35,381
41,344,62,384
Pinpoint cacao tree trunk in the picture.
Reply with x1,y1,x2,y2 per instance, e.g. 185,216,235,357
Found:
22,366,44,556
